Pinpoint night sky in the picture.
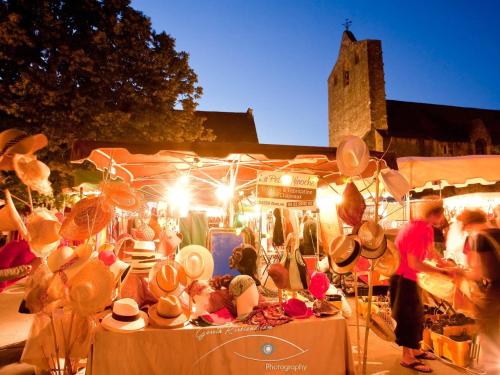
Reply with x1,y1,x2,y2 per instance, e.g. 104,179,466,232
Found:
132,0,500,146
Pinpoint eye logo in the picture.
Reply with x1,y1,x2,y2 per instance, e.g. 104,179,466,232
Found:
194,334,308,365
261,343,274,355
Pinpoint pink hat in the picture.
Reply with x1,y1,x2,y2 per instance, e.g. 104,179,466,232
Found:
283,298,313,319
308,272,330,300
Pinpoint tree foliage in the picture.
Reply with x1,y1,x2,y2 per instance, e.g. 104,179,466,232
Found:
0,0,212,197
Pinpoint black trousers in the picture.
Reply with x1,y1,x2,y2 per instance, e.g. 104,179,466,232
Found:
390,275,424,349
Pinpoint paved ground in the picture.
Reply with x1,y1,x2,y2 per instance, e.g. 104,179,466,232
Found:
0,282,472,374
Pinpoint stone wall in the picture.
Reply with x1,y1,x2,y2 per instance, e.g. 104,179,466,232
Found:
328,33,387,150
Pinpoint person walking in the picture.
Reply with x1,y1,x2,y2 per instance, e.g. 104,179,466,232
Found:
456,208,500,375
391,197,457,373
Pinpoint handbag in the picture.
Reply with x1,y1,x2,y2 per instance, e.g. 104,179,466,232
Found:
280,246,310,290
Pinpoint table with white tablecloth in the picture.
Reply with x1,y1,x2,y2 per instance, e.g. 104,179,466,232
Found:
88,315,354,375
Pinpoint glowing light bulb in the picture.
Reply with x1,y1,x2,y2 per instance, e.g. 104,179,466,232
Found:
281,174,292,186
216,184,233,202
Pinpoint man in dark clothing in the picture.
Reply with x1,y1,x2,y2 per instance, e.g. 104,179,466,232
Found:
457,209,500,375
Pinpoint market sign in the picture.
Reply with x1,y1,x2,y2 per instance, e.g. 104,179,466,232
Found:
256,171,318,210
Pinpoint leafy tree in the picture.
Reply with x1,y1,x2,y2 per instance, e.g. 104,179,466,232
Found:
0,0,213,201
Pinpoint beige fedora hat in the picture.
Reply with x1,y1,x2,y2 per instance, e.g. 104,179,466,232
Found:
329,235,362,275
68,259,114,316
101,298,148,332
336,135,370,177
26,208,61,257
0,189,28,239
60,196,113,241
149,262,183,299
148,295,188,329
0,129,48,170
357,221,387,259
126,240,162,274
100,181,143,212
374,240,400,277
13,154,52,196
175,245,214,281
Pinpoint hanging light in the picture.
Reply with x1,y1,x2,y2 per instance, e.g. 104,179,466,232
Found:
216,184,233,202
178,174,189,186
281,174,293,186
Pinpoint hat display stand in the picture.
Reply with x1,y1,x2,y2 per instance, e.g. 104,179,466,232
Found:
361,159,381,375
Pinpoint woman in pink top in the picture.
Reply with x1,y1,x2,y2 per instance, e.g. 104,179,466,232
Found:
390,198,457,373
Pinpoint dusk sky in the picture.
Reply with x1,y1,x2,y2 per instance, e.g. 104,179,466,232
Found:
132,0,500,147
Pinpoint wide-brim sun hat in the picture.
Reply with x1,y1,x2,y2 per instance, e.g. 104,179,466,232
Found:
100,181,143,212
13,154,52,196
148,260,186,299
357,221,387,259
101,298,148,332
336,135,370,177
329,235,361,275
26,208,61,257
175,245,214,281
417,270,455,301
0,129,48,170
68,259,114,316
369,311,396,342
0,189,29,239
380,168,410,204
60,196,113,241
47,243,93,281
374,240,400,277
337,182,366,227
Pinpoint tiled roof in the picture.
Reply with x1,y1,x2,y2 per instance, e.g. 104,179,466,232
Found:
195,109,258,143
384,100,500,143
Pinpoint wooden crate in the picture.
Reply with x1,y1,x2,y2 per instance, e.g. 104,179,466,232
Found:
430,331,472,367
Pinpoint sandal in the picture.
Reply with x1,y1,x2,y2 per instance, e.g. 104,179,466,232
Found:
400,360,433,373
415,351,436,360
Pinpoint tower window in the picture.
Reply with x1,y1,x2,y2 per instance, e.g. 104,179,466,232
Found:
475,139,487,154
333,75,338,86
343,71,349,86
354,53,359,64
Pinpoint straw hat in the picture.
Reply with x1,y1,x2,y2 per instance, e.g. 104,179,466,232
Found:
60,196,113,241
380,168,410,204
0,129,48,170
229,275,259,318
175,245,214,281
100,181,143,211
12,154,52,196
46,244,93,281
101,298,148,332
357,221,387,259
68,259,114,316
329,235,361,274
336,135,370,177
132,224,155,241
374,240,400,277
158,230,182,257
149,262,183,298
148,295,188,329
411,195,443,220
26,208,61,257
126,240,162,274
417,271,455,301
0,189,28,239
369,311,396,342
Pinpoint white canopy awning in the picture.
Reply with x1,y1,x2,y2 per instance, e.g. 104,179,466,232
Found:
397,155,500,192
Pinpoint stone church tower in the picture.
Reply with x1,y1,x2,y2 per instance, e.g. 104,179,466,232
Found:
328,30,388,151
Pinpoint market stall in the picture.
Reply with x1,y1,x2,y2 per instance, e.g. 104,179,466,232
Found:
1,129,406,375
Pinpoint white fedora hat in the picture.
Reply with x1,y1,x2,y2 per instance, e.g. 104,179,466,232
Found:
380,168,410,204
101,298,148,332
336,135,370,177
